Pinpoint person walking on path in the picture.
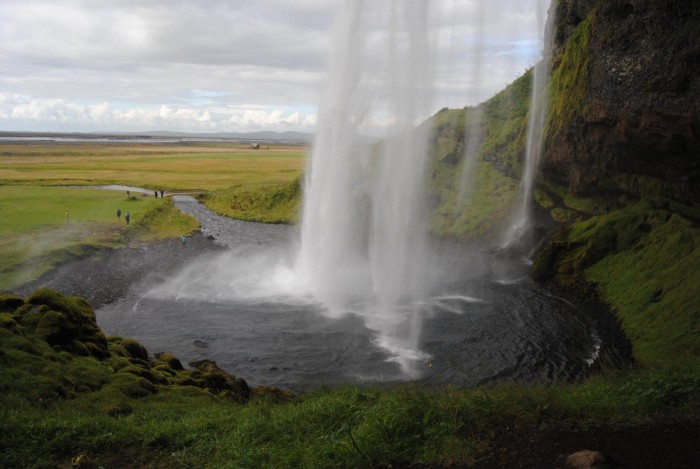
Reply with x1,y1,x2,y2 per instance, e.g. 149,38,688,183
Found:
125,210,131,226
154,190,158,198
116,208,122,220
160,190,164,198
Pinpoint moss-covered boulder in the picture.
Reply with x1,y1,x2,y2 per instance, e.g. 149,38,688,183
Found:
119,338,149,361
252,385,295,403
189,359,251,402
155,352,184,370
1,289,256,411
11,289,109,358
0,295,24,313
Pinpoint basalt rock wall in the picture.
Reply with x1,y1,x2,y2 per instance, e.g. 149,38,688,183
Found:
543,0,700,202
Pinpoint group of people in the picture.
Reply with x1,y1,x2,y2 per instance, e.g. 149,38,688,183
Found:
118,188,166,226
116,208,130,225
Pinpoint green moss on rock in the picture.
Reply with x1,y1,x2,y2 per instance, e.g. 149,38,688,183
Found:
120,338,149,361
118,365,158,384
109,373,157,398
547,17,591,138
102,402,133,418
0,295,24,313
18,289,109,358
155,352,184,371
532,199,700,369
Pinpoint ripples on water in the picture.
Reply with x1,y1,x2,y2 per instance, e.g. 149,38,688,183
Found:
95,196,602,390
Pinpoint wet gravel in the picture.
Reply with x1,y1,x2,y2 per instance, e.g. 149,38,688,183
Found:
15,233,225,309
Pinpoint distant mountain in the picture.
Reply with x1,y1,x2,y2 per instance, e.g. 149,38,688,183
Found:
0,130,313,143
135,130,313,142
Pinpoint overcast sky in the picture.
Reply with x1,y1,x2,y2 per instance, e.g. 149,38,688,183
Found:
0,0,551,134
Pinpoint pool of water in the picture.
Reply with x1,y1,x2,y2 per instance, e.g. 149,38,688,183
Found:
95,197,603,391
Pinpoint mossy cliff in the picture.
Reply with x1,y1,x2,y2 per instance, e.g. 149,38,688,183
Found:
426,71,531,240
544,0,700,203
530,0,700,370
424,0,700,370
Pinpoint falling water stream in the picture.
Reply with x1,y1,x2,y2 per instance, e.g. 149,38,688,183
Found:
503,0,554,249
297,1,434,373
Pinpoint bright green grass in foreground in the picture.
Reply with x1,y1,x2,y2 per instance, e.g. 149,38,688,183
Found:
581,210,700,368
0,186,198,290
1,277,699,468
1,343,697,468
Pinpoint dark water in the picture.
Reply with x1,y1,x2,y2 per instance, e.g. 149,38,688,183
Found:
96,197,602,391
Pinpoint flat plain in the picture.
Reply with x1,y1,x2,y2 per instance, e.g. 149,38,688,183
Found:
0,142,306,191
0,141,306,289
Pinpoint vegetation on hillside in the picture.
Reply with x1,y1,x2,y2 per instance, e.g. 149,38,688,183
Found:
546,16,592,139
532,198,700,369
426,69,532,240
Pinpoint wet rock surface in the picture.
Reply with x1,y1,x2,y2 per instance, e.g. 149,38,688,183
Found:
15,233,225,309
544,0,700,202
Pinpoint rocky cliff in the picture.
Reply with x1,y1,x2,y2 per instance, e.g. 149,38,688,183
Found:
544,0,700,203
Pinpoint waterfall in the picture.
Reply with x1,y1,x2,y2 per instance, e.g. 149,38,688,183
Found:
297,0,434,373
503,0,553,250
457,2,486,203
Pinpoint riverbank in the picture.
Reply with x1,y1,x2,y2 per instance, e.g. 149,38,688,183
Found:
0,186,199,292
15,233,223,309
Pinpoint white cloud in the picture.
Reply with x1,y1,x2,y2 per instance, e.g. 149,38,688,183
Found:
0,0,550,133
0,92,318,132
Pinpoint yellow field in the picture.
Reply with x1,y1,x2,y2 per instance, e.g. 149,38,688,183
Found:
0,142,307,191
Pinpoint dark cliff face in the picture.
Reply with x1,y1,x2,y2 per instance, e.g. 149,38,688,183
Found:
543,0,700,202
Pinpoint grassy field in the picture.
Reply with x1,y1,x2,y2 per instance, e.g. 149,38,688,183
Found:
0,142,305,290
0,142,306,191
0,185,198,291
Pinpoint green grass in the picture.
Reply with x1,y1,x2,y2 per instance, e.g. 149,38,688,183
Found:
0,142,304,288
425,71,532,240
584,211,700,368
202,175,302,224
546,16,592,139
430,160,519,240
533,198,700,369
2,289,699,468
0,186,198,291
0,143,305,192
